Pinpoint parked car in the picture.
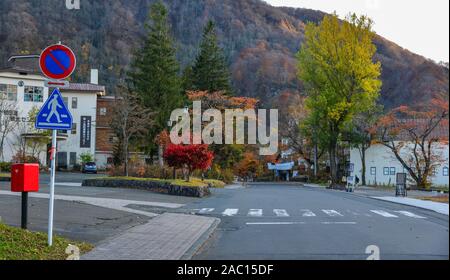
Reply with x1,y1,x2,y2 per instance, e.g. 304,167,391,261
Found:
82,162,97,174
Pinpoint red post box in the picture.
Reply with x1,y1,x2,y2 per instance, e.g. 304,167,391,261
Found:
11,163,40,193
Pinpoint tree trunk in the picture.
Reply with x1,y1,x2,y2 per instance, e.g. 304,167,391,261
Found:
158,145,164,167
123,138,129,177
360,146,367,186
328,143,338,187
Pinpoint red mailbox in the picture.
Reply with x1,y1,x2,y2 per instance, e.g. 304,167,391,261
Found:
11,164,40,192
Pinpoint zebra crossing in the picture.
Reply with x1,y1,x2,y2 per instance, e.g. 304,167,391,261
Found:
193,207,427,219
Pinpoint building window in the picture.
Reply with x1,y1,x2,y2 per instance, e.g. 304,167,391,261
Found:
370,167,376,176
24,86,43,102
383,167,390,176
71,123,77,135
0,84,18,101
72,97,78,109
70,152,77,166
107,157,113,164
100,107,107,116
25,87,43,102
443,167,449,177
390,167,396,175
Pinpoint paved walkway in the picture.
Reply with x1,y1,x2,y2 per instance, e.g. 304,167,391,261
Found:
372,196,449,216
82,213,220,260
0,190,184,217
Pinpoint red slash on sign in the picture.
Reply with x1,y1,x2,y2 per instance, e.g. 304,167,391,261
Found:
39,44,76,80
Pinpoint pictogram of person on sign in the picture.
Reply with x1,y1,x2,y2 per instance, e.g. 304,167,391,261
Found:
46,95,63,123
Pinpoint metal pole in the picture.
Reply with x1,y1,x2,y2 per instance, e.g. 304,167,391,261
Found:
48,129,57,246
21,192,28,229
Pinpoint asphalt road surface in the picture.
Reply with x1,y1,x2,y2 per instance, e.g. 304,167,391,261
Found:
187,183,449,260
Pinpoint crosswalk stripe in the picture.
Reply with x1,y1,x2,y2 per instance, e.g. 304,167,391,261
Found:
322,210,343,217
198,208,215,214
395,211,426,219
300,209,316,217
370,210,398,218
248,209,263,217
222,208,239,216
273,209,290,217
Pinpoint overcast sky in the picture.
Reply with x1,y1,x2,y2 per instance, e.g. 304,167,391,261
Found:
266,0,449,62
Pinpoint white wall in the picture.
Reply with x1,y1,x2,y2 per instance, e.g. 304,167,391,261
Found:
350,143,449,187
57,90,97,169
1,72,98,168
1,72,49,164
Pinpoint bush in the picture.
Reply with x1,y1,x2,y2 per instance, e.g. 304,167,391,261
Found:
0,162,12,172
79,152,94,164
205,164,234,184
108,164,174,180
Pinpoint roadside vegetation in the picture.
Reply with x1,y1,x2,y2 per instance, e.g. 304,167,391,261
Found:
0,223,93,260
103,176,225,188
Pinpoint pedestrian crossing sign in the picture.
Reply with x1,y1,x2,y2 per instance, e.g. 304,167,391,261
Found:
35,88,73,130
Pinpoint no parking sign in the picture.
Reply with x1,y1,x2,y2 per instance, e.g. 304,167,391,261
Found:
39,44,76,80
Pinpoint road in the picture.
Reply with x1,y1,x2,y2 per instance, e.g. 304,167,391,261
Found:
186,183,449,260
1,173,448,259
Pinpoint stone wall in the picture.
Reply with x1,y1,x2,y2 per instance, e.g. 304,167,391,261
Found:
82,179,211,198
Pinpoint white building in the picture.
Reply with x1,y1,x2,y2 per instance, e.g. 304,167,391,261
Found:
0,55,105,169
350,142,449,187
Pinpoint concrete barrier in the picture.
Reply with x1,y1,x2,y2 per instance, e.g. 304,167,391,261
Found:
82,178,211,198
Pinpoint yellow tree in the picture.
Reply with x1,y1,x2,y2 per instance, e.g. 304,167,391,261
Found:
297,14,382,186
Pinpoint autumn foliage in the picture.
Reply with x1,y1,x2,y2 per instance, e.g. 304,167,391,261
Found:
234,152,263,180
163,144,214,180
376,98,449,188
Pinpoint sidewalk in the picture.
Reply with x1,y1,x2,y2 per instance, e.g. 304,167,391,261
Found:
301,183,449,215
371,197,449,216
0,190,184,217
82,213,220,260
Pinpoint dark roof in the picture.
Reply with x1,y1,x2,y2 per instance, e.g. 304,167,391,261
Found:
61,83,105,93
0,55,41,75
1,55,106,94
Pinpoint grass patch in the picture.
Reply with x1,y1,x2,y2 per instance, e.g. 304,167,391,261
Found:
101,176,225,188
0,223,93,260
415,196,449,204
0,173,10,178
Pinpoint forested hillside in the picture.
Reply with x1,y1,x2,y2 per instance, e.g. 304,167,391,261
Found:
0,0,448,108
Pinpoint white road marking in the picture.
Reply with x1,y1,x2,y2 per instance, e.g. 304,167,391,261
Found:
246,222,305,225
370,210,398,218
273,209,290,217
56,182,82,187
248,209,263,217
395,211,426,219
322,210,344,217
321,222,357,225
300,209,316,217
222,208,239,216
198,208,215,214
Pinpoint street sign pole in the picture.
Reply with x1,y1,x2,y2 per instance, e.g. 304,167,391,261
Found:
48,129,57,246
37,43,76,246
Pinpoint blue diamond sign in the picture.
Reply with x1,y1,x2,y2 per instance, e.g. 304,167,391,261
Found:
35,88,73,130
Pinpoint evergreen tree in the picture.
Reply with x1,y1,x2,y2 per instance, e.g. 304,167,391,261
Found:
128,1,183,153
191,21,233,94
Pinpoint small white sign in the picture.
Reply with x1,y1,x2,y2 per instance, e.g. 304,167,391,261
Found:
45,80,70,88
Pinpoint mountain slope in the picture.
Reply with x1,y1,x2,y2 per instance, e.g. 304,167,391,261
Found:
0,0,447,109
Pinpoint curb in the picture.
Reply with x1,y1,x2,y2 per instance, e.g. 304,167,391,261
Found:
181,217,221,260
